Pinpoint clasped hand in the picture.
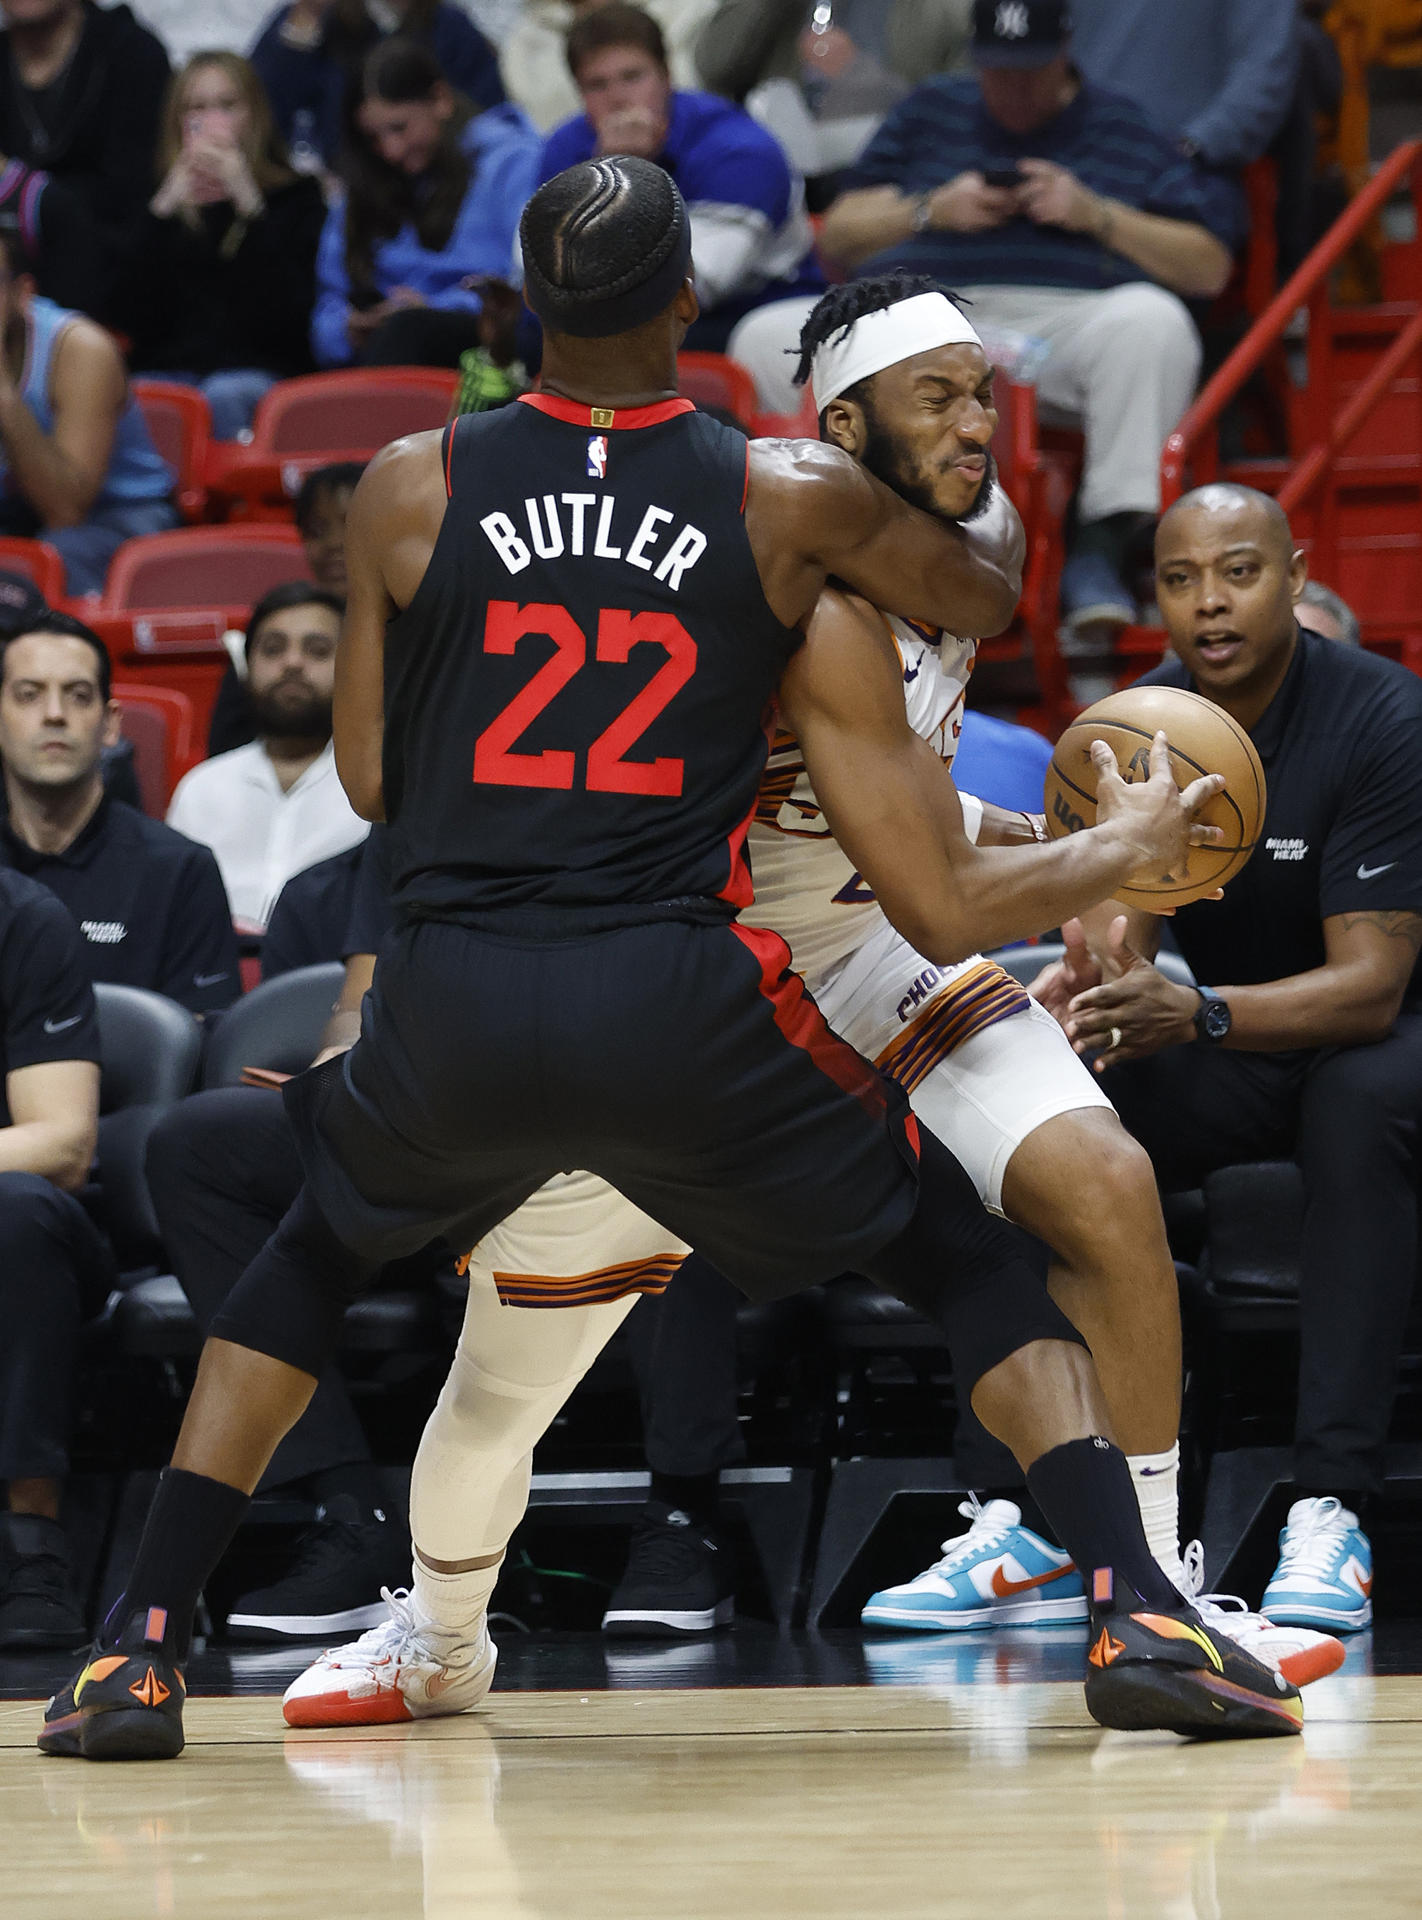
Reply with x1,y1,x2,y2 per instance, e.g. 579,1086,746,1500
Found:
1030,916,1201,1070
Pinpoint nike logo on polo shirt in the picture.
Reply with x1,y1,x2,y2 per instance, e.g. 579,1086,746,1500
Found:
43,1015,82,1034
1357,861,1397,881
193,972,230,988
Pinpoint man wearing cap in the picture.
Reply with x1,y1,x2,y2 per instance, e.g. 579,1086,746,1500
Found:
816,0,1244,650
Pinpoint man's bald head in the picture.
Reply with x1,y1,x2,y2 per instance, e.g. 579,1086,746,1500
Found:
1157,483,1294,563
1154,483,1306,722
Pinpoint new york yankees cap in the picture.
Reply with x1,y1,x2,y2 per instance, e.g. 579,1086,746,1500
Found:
971,0,1071,67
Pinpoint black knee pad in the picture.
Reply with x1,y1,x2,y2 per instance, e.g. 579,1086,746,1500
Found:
865,1128,1087,1395
208,1184,381,1377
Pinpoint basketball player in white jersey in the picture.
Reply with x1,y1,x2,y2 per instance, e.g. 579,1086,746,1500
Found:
283,278,1336,1729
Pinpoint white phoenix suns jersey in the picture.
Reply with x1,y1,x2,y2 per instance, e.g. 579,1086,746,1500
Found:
744,609,1030,1086
748,611,977,981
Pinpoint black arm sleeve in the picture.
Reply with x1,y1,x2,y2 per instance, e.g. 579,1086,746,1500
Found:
342,825,393,958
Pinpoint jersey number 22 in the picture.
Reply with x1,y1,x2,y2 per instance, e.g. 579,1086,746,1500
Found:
473,600,696,796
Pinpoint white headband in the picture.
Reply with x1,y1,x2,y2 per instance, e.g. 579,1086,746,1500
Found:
809,291,984,412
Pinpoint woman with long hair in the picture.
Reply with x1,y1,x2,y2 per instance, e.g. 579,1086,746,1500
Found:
251,0,506,171
116,52,327,437
311,38,537,368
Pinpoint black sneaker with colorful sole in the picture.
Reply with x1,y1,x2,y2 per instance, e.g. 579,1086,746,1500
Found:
38,1606,187,1761
1084,1603,1304,1739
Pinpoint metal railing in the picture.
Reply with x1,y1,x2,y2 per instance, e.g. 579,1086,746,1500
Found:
1160,139,1422,508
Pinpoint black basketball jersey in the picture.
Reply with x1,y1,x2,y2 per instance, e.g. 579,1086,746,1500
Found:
382,395,799,928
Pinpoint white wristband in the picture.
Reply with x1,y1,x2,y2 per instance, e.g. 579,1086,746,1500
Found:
960,792,984,844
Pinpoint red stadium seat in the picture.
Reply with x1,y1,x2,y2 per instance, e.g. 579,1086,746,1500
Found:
0,535,66,602
103,523,311,613
753,382,819,439
132,380,213,522
214,367,458,509
96,525,313,659
111,681,199,815
677,352,760,429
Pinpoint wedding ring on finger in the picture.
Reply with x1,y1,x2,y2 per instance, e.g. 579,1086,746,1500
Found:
1108,1026,1122,1052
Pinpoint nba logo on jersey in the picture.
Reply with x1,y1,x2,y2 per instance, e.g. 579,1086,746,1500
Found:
586,434,608,479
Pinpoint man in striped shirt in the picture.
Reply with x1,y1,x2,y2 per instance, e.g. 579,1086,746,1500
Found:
819,0,1244,653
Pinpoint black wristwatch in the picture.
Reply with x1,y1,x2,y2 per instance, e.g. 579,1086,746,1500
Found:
1192,984,1231,1043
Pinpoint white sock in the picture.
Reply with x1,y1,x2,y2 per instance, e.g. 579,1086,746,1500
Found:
1127,1444,1186,1591
412,1554,503,1646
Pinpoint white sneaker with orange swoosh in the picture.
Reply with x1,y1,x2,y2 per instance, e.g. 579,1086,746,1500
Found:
860,1497,1087,1630
1260,1497,1373,1633
283,1587,497,1727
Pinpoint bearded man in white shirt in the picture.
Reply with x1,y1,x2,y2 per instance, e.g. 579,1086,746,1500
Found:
166,582,367,931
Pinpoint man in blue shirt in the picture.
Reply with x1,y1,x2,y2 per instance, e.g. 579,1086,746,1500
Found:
820,0,1243,648
537,2,823,360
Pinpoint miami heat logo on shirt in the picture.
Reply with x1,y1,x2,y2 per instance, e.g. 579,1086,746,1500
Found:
586,434,608,479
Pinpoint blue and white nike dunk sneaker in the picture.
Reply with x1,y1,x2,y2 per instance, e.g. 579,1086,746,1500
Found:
1260,1497,1373,1632
860,1496,1087,1631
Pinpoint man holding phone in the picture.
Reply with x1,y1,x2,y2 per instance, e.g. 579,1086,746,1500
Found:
819,0,1244,655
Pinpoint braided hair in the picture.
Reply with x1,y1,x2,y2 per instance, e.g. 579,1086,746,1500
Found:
792,272,969,425
520,157,690,339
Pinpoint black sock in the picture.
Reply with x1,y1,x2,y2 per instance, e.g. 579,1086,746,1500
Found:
306,1461,392,1525
1026,1437,1182,1616
650,1470,720,1525
107,1467,251,1658
979,1486,1059,1548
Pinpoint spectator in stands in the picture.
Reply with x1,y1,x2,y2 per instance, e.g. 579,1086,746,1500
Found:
294,458,364,596
205,461,364,758
0,228,177,596
815,0,1243,644
312,37,539,368
0,613,240,1010
1041,483,1422,1634
0,567,137,805
539,5,823,354
1068,0,1298,170
0,157,100,317
166,582,367,930
252,0,507,170
144,830,415,1640
1296,578,1360,648
503,0,712,133
116,52,326,440
0,865,103,1647
695,0,971,193
0,0,171,323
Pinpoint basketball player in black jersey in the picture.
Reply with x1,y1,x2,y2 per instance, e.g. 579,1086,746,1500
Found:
40,160,1298,1761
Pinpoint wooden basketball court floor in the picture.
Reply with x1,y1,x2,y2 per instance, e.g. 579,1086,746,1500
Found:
5,1629,1422,1920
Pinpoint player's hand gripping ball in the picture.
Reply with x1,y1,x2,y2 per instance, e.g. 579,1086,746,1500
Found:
1043,686,1266,907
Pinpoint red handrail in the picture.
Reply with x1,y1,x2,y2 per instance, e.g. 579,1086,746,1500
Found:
1278,304,1422,513
1161,138,1422,506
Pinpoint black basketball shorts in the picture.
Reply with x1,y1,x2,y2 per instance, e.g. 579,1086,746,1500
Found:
283,916,921,1302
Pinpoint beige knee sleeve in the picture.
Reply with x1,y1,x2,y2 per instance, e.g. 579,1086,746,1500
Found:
410,1278,635,1563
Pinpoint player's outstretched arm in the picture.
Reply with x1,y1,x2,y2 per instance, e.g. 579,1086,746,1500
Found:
745,439,1023,639
780,590,1224,965
333,431,447,821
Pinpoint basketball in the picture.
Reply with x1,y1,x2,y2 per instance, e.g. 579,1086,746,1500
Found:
1042,685,1266,907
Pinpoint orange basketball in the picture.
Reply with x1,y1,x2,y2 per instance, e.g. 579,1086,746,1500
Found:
1042,685,1266,907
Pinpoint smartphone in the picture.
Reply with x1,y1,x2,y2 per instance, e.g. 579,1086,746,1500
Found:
983,163,1024,189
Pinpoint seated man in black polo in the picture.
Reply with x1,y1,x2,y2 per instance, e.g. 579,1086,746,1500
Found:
1039,482,1422,1635
143,829,411,1641
0,612,239,1012
0,866,106,1648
